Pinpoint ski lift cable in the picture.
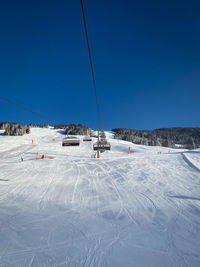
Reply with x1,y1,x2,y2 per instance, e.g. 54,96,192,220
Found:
80,0,101,129
0,96,56,125
1,2,101,130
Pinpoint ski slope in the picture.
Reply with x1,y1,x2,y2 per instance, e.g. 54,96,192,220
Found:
0,128,200,267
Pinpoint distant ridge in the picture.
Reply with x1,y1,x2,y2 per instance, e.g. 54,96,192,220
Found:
1,122,200,149
0,122,91,136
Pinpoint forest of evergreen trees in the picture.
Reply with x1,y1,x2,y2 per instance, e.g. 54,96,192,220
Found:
112,127,200,149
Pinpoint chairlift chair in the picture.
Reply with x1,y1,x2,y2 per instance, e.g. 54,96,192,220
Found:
62,136,80,146
83,136,92,141
93,139,111,152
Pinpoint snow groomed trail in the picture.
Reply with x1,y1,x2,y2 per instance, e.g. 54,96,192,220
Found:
0,128,200,267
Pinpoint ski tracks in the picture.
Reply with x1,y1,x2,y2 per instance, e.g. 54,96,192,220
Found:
0,161,38,203
38,164,57,210
71,163,81,205
90,160,138,224
181,153,200,173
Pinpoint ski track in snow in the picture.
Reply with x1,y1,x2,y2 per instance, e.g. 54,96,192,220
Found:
181,153,200,173
0,128,200,266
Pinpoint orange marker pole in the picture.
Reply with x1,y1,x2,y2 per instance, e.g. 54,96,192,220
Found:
97,151,101,158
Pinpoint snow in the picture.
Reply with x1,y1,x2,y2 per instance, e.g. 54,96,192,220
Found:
174,144,187,148
0,128,200,266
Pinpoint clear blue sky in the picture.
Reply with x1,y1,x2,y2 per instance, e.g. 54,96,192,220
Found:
0,0,200,130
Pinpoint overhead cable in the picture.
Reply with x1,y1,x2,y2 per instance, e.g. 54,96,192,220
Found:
80,0,101,129
0,96,56,124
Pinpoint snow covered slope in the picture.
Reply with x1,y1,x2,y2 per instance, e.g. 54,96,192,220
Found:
0,128,200,267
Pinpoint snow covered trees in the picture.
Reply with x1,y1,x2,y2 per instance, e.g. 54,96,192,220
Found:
54,124,91,136
113,127,200,149
0,122,30,136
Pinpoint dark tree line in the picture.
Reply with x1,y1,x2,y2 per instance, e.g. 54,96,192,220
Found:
0,122,50,136
112,127,200,149
0,122,91,136
29,124,50,128
54,124,91,136
0,122,30,136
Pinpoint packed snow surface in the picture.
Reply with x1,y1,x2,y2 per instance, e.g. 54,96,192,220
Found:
0,128,200,267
